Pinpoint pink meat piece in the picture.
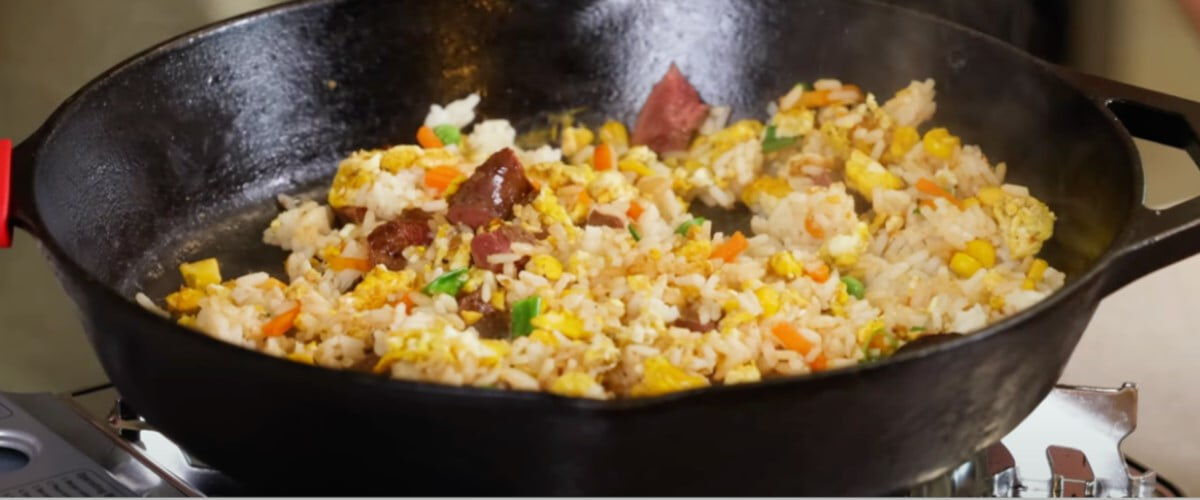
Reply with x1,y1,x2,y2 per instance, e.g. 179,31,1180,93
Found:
631,63,710,154
470,225,535,273
447,148,537,229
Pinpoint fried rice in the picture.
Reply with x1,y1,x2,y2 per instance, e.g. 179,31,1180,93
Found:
138,74,1063,399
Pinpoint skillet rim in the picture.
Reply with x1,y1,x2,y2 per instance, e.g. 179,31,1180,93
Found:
17,0,1143,411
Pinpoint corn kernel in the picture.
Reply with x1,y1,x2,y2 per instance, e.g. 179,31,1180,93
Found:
949,251,983,278
598,120,630,151
922,127,960,160
976,187,1005,205
724,362,761,385
490,289,506,310
989,294,1006,311
888,125,920,160
179,258,221,289
769,251,803,279
755,286,780,317
526,255,564,281
964,239,997,268
165,287,204,314
1023,258,1049,290
460,310,483,325
560,126,594,157
531,311,588,340
550,371,603,398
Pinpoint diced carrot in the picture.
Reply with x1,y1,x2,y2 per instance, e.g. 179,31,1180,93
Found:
262,304,301,337
327,256,372,272
424,166,464,195
915,178,963,209
594,143,615,171
417,125,444,149
806,262,831,283
918,199,936,210
810,353,829,371
800,89,831,107
772,323,815,355
577,190,591,206
626,200,644,221
400,293,415,312
710,231,749,262
804,215,825,239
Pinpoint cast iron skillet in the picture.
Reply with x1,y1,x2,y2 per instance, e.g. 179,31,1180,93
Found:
4,0,1200,494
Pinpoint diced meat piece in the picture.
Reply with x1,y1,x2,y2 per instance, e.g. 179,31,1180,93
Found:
447,148,536,229
631,63,710,154
586,210,625,228
367,209,433,270
459,290,511,340
672,317,717,333
470,225,534,273
810,170,833,187
334,206,368,226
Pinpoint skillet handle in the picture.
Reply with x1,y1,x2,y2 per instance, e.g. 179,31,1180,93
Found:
1058,69,1200,296
0,139,12,248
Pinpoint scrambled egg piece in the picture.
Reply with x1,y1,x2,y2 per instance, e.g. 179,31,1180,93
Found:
379,145,423,173
179,258,221,289
165,287,204,314
531,311,588,340
989,193,1055,259
629,356,710,397
532,187,572,224
550,371,605,398
328,153,379,208
770,108,815,138
724,362,761,385
741,176,792,206
690,119,764,163
349,267,416,310
844,150,904,196
526,255,564,280
586,170,636,204
825,222,871,268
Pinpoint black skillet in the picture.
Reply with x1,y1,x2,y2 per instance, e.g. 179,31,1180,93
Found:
4,0,1200,494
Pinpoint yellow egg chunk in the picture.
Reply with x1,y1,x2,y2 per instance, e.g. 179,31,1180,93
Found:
549,371,604,399
165,287,204,314
844,150,904,197
526,255,564,281
724,363,762,385
993,195,1055,259
179,258,221,289
349,267,416,310
629,356,710,397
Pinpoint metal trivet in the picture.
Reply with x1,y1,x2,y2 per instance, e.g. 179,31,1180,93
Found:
0,383,1184,496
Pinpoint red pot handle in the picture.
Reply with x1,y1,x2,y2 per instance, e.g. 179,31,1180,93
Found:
0,139,11,248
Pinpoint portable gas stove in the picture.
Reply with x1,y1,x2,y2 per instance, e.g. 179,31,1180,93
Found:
0,383,1185,497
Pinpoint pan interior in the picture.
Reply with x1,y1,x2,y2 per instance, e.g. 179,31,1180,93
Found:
29,0,1134,301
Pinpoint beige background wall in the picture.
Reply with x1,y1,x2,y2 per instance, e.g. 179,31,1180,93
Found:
1,0,1198,492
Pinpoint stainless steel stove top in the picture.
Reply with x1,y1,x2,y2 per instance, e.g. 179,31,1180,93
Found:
0,383,1185,497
